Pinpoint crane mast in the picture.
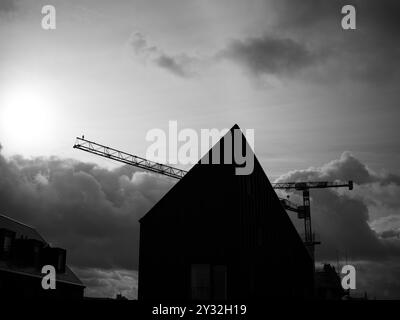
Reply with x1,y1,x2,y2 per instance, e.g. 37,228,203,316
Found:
273,180,353,263
73,136,353,263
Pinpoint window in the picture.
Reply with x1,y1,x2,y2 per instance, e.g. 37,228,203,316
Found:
57,252,65,272
191,264,227,300
213,265,227,300
3,235,12,253
191,264,210,299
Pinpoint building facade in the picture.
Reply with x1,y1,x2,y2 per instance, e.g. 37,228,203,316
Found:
138,125,314,300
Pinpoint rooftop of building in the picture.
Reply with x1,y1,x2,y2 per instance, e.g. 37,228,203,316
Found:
0,214,84,287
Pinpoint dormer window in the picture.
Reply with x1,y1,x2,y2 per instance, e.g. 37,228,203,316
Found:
3,235,12,253
0,228,15,259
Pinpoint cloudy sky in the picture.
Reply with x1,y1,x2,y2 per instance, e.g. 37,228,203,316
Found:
0,0,400,299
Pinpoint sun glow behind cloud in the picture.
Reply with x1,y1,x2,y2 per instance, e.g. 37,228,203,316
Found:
0,82,58,154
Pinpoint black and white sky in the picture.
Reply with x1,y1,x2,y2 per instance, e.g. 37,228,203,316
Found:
0,0,400,299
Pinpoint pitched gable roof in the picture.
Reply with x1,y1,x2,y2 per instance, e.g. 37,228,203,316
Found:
139,123,308,252
140,124,265,222
0,215,46,242
139,124,249,222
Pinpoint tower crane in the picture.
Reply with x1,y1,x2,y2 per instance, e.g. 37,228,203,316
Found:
73,136,353,262
272,181,353,262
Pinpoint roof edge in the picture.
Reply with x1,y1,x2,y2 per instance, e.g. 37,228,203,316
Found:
0,214,36,231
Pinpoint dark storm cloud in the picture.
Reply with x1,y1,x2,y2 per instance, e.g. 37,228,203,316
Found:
272,0,400,33
156,54,190,77
278,151,400,186
128,1,400,82
129,32,198,78
126,1,400,83
276,151,400,260
130,31,324,78
270,0,347,29
270,0,400,83
219,35,322,76
0,147,174,271
74,268,138,299
0,0,16,13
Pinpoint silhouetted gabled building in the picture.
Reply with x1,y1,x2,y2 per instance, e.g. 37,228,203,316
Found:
138,125,314,300
0,214,84,299
314,264,347,300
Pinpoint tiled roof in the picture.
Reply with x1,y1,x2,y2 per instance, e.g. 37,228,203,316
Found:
0,214,84,287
